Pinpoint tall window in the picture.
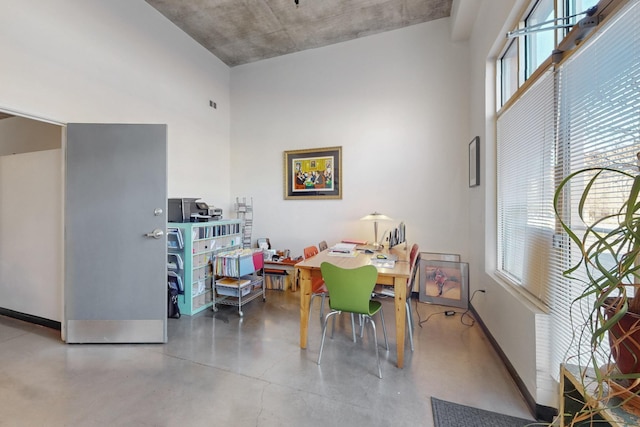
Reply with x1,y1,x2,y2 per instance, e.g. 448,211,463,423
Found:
499,0,600,109
567,0,600,24
553,1,640,367
497,68,556,302
524,0,555,78
497,0,640,372
500,40,519,105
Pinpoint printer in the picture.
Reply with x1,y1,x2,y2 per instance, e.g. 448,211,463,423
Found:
208,207,223,220
168,198,217,222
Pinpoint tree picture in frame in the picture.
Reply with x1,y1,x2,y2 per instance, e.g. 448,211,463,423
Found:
418,259,469,309
420,252,461,263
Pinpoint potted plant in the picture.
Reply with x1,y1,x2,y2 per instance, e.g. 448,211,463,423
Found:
553,152,640,424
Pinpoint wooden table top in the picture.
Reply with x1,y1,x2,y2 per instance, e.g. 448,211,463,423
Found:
294,245,411,279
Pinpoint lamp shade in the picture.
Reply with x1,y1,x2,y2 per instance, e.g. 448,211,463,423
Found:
360,212,393,222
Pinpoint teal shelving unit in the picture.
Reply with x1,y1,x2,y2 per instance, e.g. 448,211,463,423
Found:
167,219,243,316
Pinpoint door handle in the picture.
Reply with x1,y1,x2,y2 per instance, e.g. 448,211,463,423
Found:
144,229,164,239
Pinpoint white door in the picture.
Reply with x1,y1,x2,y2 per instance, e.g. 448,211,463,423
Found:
65,124,167,343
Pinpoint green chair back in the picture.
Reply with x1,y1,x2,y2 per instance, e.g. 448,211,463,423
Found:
320,262,378,315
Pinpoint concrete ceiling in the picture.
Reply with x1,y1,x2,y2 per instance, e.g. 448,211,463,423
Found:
145,0,453,67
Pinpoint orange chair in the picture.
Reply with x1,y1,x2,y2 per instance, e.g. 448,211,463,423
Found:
304,246,328,324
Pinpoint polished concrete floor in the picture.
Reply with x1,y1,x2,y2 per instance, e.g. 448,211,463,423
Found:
0,290,533,426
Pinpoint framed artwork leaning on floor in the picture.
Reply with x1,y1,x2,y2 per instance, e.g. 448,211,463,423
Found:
418,259,469,309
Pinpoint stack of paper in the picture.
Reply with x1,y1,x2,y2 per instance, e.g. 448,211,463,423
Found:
328,243,357,257
370,254,398,268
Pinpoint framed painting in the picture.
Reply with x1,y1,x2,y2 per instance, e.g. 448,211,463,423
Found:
284,146,342,199
469,136,480,187
420,252,460,262
418,259,469,309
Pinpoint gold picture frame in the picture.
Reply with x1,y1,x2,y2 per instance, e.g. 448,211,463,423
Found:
284,146,342,200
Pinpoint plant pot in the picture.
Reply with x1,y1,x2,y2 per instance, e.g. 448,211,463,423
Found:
604,297,640,376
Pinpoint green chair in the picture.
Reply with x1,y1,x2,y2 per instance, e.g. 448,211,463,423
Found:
317,262,389,378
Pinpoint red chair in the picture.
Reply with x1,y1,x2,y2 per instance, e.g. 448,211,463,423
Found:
304,245,329,326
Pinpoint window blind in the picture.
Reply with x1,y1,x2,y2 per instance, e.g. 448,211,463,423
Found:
496,0,640,377
552,0,640,370
497,67,556,304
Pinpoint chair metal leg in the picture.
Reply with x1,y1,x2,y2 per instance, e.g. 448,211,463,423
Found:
378,308,389,351
318,311,339,365
350,313,356,342
309,294,316,324
406,301,414,352
368,316,382,379
309,293,327,324
330,310,338,338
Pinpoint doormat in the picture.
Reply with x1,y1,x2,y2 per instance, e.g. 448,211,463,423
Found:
431,397,537,427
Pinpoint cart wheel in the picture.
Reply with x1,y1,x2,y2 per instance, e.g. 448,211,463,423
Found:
212,306,218,312
239,310,244,317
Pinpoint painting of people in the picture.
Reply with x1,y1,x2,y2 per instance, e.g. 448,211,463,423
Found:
284,147,341,199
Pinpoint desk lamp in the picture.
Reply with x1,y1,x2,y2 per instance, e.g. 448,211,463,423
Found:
360,212,393,249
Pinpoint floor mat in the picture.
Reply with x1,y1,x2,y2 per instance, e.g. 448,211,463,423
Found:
431,397,538,427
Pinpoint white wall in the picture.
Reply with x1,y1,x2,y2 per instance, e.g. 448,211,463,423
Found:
465,0,556,409
0,149,62,321
230,19,471,258
0,117,62,156
0,0,232,321
0,117,63,320
0,0,232,209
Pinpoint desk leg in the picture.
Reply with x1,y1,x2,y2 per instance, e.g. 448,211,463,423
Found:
394,276,406,369
298,268,311,349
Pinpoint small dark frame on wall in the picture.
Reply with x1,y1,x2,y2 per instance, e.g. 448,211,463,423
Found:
284,146,342,200
469,136,480,187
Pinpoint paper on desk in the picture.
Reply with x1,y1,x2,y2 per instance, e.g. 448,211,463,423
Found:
330,243,357,252
327,250,358,257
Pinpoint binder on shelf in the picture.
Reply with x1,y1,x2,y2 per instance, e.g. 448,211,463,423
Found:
167,271,184,294
167,253,184,271
389,222,406,249
167,228,184,249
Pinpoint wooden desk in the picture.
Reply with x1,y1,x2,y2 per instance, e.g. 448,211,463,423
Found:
295,246,411,368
